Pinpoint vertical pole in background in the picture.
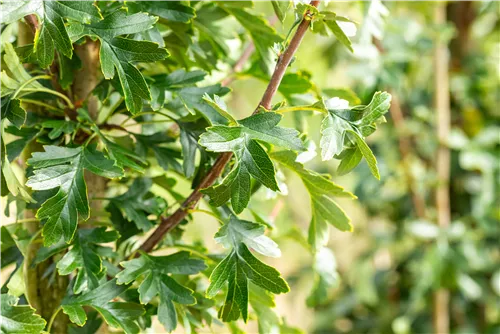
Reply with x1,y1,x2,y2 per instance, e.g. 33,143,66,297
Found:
433,3,451,334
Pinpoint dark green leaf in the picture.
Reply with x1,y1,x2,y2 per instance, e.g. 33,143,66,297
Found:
15,1,102,68
26,146,123,246
117,252,205,333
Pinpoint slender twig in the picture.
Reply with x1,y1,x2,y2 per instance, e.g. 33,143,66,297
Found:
433,4,451,334
137,0,321,254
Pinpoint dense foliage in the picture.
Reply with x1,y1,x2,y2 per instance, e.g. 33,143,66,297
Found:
0,1,393,333
1,1,498,334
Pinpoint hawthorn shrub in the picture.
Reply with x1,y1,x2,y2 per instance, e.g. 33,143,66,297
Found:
1,1,391,333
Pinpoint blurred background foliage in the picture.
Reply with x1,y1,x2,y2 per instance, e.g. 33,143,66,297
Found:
206,1,499,333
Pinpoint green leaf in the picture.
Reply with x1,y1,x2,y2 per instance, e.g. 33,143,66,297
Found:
215,216,281,258
324,16,354,53
1,153,34,203
71,10,169,113
116,252,206,333
336,147,363,175
0,294,46,333
319,92,391,178
202,94,238,125
56,227,119,293
219,4,283,74
200,112,304,213
62,279,144,333
127,1,196,23
26,146,123,246
42,120,78,139
9,1,102,68
307,247,339,306
271,150,354,249
207,244,289,322
93,126,147,173
271,1,291,22
346,129,380,179
1,99,26,129
108,178,167,231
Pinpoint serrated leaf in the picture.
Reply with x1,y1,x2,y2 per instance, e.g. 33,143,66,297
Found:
56,227,119,293
200,112,304,213
116,252,205,333
207,244,289,322
0,294,46,333
71,10,169,113
26,146,123,246
271,150,354,249
215,216,281,258
319,92,391,179
42,120,78,139
93,127,147,173
108,178,167,231
3,1,102,68
62,279,144,333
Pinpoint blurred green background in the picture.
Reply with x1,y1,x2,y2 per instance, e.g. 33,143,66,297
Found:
183,1,499,333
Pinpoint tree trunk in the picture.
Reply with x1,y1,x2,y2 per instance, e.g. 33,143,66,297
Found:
72,39,107,214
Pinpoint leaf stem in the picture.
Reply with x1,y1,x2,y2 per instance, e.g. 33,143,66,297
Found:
276,105,326,114
46,306,62,333
20,88,75,109
11,75,51,99
136,0,321,255
21,99,65,113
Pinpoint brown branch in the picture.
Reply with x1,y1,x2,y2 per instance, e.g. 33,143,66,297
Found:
138,0,321,254
24,14,39,34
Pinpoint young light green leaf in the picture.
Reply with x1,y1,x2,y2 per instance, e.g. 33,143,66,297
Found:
271,1,291,22
0,294,46,333
26,146,123,246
